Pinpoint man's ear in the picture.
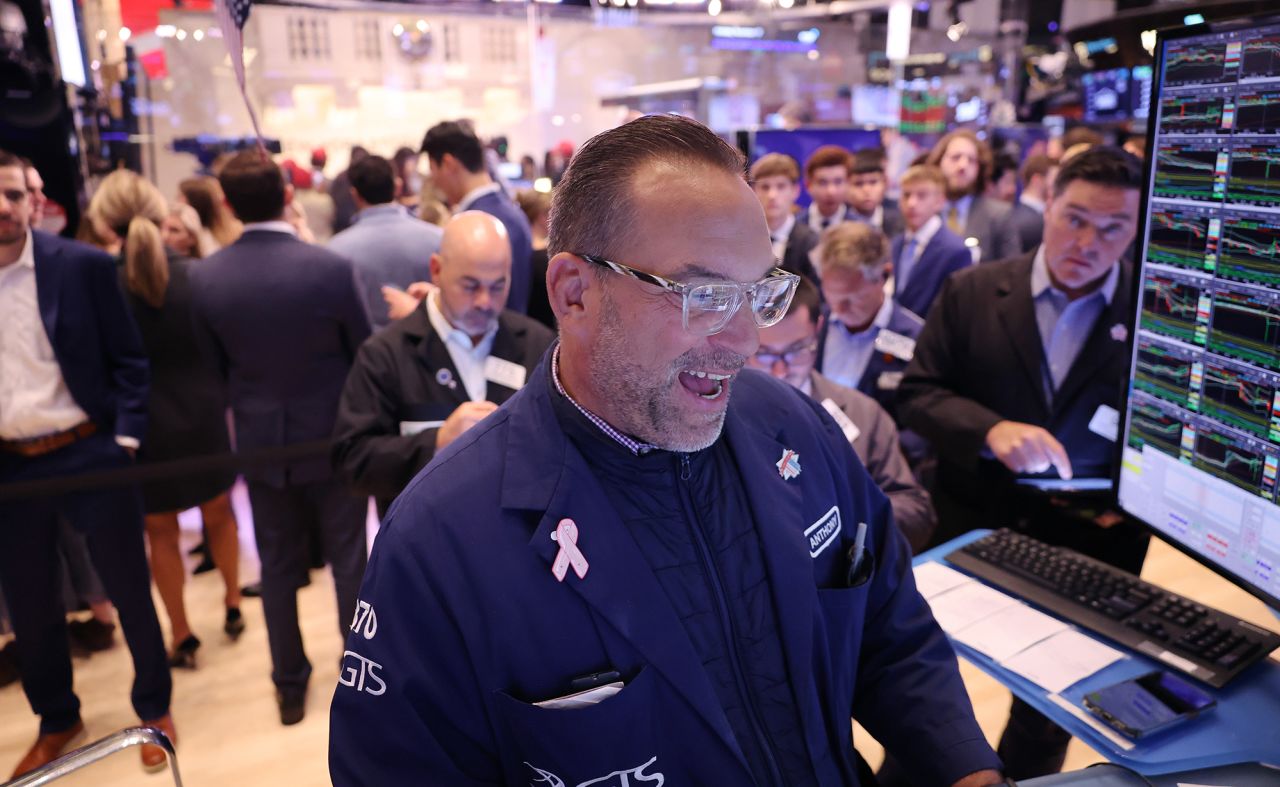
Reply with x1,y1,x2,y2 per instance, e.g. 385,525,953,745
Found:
548,252,594,337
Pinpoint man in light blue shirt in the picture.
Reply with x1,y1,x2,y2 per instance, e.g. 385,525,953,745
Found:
328,155,443,329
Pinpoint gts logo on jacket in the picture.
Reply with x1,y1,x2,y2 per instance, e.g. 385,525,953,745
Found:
525,756,664,787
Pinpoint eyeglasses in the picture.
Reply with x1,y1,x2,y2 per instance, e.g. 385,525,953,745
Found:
580,253,799,336
753,339,818,368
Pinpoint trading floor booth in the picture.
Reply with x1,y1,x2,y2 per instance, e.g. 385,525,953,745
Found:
921,10,1280,785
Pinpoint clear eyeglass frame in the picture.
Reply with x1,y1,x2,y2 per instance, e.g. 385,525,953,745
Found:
579,253,800,336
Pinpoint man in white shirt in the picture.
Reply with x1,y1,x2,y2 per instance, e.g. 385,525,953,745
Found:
333,212,554,511
803,145,854,231
0,149,174,777
749,153,820,283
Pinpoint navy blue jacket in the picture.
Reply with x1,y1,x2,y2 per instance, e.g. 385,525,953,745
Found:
32,231,149,442
329,364,999,785
189,229,372,485
468,190,534,316
892,226,972,318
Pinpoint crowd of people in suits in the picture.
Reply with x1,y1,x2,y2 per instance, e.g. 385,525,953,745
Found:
0,115,1148,784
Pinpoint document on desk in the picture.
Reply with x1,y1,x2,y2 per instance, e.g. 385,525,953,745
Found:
912,562,974,600
926,581,1021,633
1000,629,1124,693
952,603,1071,662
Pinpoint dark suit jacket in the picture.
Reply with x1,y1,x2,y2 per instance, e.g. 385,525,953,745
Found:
897,253,1137,556
32,231,149,442
849,199,904,238
781,221,821,284
892,226,972,318
809,372,936,552
1008,202,1045,255
961,196,1021,263
468,190,534,316
332,305,555,506
189,229,372,486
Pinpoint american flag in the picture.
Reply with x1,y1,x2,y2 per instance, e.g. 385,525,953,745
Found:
214,0,265,150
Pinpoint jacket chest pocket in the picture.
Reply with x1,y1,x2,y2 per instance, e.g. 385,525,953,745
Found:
492,666,662,784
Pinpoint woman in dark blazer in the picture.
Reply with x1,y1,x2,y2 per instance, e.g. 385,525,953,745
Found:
90,171,244,668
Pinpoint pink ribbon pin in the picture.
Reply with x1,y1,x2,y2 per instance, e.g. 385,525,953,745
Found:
550,518,588,582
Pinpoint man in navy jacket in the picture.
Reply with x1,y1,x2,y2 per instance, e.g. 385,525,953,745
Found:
892,164,973,318
330,116,1002,786
190,151,372,726
422,121,533,314
0,150,172,777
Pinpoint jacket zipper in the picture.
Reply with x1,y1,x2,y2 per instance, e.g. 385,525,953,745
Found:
677,452,786,786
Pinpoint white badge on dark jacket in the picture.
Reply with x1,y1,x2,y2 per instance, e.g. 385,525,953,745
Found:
873,329,916,362
484,356,527,391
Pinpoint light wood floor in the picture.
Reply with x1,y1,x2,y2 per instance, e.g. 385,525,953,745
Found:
1,486,1277,785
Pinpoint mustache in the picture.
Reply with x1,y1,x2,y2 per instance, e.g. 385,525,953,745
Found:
672,348,747,374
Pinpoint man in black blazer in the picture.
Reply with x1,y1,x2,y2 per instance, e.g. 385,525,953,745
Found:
848,147,904,238
189,151,372,726
749,153,821,284
897,147,1147,780
0,150,173,777
927,129,1020,263
891,165,974,318
334,212,554,511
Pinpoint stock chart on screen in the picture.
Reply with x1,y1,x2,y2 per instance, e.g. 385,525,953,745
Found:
1121,17,1280,608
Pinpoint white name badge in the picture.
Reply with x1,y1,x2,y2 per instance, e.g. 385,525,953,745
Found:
484,356,527,391
873,329,916,362
877,371,904,391
820,398,861,444
1089,404,1120,443
399,420,445,436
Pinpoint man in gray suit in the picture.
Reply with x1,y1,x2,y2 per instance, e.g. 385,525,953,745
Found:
746,275,936,552
927,129,1020,263
328,154,443,329
1007,154,1057,255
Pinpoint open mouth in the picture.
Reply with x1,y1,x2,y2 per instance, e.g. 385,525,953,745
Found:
678,370,732,401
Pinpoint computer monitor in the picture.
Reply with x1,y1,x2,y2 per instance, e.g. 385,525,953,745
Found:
1117,13,1280,612
1084,67,1133,123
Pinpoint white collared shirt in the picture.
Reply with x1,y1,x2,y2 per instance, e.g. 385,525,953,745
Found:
1020,194,1046,215
455,183,502,214
807,202,847,232
425,292,498,402
0,230,92,440
852,204,884,230
770,213,796,261
241,220,297,236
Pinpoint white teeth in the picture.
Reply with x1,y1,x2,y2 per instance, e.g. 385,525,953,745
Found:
686,370,732,381
698,380,724,400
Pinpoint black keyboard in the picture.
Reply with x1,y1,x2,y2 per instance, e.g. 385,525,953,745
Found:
946,529,1280,688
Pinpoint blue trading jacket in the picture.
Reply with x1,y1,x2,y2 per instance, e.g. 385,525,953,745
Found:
329,364,999,786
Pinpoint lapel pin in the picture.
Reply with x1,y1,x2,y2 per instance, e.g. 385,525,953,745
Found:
435,368,457,390
550,518,588,582
1110,323,1128,343
777,449,802,481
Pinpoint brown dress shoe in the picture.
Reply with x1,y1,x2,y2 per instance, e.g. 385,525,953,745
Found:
10,721,86,779
140,714,177,772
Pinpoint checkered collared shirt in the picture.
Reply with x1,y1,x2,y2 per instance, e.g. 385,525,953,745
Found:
551,345,656,456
